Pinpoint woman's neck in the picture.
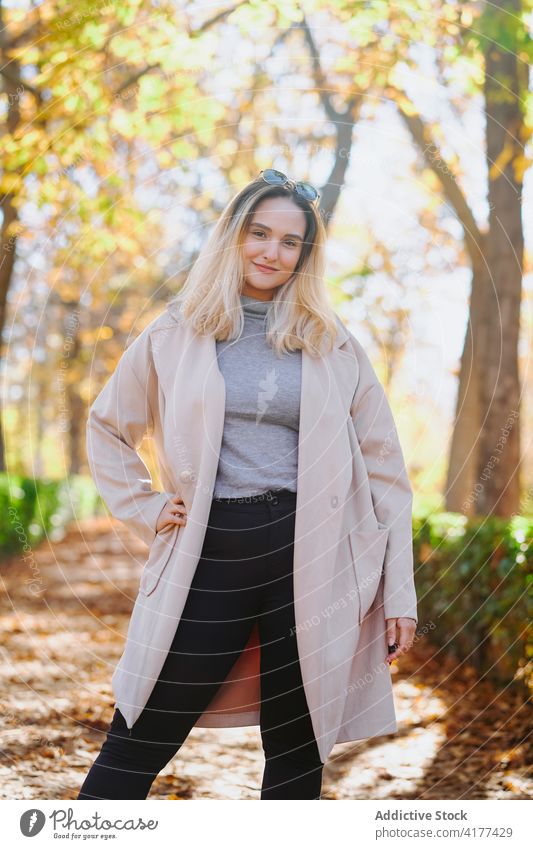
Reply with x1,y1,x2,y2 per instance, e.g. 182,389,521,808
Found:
240,292,273,317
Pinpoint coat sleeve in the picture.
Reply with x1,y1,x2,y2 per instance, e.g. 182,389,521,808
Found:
86,324,172,548
348,332,418,623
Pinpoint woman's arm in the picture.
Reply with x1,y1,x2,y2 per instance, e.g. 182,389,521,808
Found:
348,332,418,623
86,325,172,548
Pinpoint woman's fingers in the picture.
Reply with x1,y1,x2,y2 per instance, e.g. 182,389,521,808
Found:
167,494,187,523
171,510,187,523
170,499,187,523
156,495,188,532
385,618,398,663
385,617,416,663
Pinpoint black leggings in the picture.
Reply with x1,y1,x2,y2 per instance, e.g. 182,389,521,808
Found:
77,489,324,800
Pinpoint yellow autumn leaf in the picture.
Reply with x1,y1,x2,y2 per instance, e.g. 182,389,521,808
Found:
489,142,515,180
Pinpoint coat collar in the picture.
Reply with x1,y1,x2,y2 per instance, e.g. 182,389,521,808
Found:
165,298,351,350
156,300,359,478
160,300,358,429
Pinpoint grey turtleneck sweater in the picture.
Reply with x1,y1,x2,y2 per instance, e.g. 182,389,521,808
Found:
213,293,302,497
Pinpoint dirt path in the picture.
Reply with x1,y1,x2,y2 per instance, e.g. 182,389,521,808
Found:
0,517,530,800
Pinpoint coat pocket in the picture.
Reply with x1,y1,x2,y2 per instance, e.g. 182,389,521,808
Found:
348,523,390,625
138,522,180,596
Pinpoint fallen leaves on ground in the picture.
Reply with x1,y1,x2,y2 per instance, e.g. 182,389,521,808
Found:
0,517,531,800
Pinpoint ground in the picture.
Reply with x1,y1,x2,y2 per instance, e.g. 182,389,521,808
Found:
0,516,531,800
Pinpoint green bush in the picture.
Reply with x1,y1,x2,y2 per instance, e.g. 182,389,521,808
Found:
413,513,533,693
0,473,105,556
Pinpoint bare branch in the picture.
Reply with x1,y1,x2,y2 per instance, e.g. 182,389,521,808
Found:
391,86,485,259
7,20,41,48
113,63,160,97
188,0,250,35
298,17,342,123
0,66,42,103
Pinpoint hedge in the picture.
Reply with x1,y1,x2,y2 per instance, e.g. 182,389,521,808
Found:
413,513,532,694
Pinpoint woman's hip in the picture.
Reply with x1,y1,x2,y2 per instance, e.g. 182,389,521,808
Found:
199,487,297,574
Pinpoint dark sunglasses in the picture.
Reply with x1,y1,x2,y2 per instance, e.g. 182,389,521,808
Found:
259,169,320,204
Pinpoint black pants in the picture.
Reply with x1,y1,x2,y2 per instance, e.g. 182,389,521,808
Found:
77,489,324,800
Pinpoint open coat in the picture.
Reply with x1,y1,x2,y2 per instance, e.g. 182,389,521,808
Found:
86,300,417,764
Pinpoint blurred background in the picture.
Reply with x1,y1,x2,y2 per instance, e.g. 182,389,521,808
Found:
0,0,531,800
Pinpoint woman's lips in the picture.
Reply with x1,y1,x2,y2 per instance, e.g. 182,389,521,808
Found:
253,261,278,273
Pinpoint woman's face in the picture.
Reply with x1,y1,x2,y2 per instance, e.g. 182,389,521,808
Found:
240,196,307,301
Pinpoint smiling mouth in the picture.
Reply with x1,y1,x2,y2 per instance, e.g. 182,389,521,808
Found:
253,261,279,271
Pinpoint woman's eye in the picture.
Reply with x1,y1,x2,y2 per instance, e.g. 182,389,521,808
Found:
250,231,297,248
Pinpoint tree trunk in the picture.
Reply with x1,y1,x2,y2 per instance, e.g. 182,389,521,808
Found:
474,0,524,517
63,303,82,476
445,259,491,515
0,8,22,471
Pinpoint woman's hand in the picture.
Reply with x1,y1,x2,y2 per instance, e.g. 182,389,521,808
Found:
385,617,416,664
155,493,188,534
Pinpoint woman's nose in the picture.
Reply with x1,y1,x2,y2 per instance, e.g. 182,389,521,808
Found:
262,241,280,260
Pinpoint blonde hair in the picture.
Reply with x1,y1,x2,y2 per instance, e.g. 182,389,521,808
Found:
167,176,339,357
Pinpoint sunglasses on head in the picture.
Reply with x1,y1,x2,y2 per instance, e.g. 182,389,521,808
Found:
258,169,320,204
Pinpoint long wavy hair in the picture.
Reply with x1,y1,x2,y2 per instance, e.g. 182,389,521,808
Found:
167,175,339,356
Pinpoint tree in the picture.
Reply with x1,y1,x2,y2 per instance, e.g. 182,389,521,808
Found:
387,0,531,516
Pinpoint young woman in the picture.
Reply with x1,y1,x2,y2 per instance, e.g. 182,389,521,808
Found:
77,169,417,801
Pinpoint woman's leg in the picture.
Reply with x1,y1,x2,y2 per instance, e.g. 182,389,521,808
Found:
257,495,324,800
77,503,266,800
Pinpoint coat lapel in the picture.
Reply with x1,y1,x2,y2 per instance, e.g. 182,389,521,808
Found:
153,306,358,504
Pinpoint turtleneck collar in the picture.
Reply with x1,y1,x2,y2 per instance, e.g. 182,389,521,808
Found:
240,292,274,318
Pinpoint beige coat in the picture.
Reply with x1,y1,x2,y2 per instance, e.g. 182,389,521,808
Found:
86,300,417,763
